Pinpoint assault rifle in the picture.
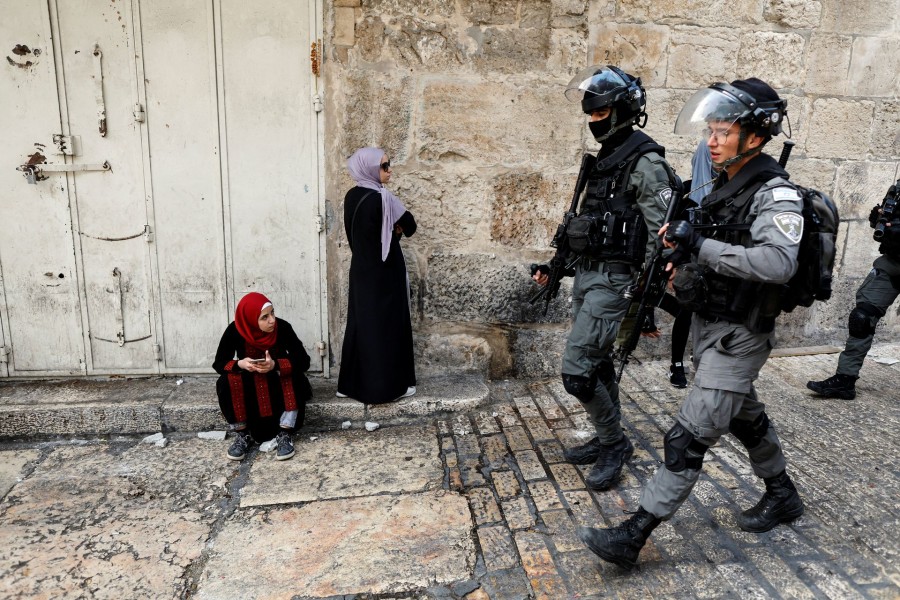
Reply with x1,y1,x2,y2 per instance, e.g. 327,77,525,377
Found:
873,179,900,240
529,153,596,315
614,188,682,382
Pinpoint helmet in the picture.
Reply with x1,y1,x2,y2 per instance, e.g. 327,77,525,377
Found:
674,78,787,141
565,65,647,141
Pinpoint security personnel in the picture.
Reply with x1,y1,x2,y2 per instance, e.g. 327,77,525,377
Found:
532,66,676,491
578,78,804,570
807,180,900,400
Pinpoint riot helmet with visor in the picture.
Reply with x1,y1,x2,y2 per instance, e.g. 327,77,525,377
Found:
565,65,648,142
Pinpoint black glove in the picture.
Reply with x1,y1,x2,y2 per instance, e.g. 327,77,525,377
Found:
869,205,882,228
530,263,549,277
664,220,705,267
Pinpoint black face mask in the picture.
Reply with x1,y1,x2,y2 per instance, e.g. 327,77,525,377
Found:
589,118,612,141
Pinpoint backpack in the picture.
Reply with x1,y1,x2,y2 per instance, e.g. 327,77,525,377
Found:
779,185,840,312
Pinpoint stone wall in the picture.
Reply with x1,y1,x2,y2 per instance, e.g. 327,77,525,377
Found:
323,0,900,379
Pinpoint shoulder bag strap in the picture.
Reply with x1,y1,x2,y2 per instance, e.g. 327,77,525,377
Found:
349,191,378,250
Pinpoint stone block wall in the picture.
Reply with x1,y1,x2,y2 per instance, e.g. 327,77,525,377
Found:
324,0,900,379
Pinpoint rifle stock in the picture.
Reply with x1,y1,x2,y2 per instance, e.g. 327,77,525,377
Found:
530,153,596,315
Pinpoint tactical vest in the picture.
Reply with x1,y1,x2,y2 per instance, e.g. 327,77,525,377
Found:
688,155,790,333
573,131,665,265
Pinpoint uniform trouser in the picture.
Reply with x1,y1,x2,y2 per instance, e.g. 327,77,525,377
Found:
640,318,788,520
562,264,634,445
837,254,900,377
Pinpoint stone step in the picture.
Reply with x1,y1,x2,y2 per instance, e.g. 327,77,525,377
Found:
0,374,490,440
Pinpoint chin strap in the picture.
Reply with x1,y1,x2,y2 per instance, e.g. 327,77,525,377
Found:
712,130,764,170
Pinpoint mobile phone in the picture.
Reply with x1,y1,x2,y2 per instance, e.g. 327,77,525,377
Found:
248,358,266,364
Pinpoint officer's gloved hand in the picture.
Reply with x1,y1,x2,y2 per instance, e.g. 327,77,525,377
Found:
530,263,549,277
869,205,882,228
664,220,705,267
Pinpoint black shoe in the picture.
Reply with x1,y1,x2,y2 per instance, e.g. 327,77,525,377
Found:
585,436,634,490
737,470,804,533
275,430,295,461
806,373,857,400
669,362,688,388
227,430,253,461
577,507,661,571
564,437,602,465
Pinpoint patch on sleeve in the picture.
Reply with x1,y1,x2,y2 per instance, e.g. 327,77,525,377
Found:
771,187,801,203
658,186,673,206
773,212,803,244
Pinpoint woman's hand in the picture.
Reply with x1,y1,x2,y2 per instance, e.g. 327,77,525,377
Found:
256,350,275,373
394,224,404,236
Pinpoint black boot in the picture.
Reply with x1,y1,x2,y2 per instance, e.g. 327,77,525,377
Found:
577,507,661,570
585,436,633,490
806,373,857,400
737,470,804,533
563,437,602,465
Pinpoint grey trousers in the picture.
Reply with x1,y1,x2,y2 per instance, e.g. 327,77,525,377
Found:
640,318,788,520
561,264,634,445
837,254,900,377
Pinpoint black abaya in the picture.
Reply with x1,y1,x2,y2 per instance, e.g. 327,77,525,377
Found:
338,186,417,404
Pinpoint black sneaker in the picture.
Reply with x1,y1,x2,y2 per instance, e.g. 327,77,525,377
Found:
806,373,857,400
227,430,253,461
669,362,688,388
275,430,295,461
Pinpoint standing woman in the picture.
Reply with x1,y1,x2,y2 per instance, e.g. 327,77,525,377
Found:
337,147,417,404
213,292,312,461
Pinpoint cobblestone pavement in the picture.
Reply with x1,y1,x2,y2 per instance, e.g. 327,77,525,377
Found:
0,345,898,599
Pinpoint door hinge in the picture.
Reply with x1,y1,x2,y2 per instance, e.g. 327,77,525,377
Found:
134,103,145,123
153,344,162,361
143,224,153,243
0,346,9,363
312,94,323,113
315,341,326,357
316,214,324,233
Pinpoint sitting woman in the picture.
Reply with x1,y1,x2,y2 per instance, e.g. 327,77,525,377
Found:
213,292,312,461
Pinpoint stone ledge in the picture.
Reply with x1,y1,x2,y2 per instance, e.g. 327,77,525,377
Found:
0,373,490,439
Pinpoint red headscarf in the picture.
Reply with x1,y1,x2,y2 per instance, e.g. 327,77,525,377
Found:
235,292,278,352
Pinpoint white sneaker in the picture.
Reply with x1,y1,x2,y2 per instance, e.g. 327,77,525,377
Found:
335,391,348,398
399,386,416,399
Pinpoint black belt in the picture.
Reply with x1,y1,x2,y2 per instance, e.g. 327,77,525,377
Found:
583,259,634,274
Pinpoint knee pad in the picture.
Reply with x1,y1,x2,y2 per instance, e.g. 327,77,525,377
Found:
729,412,770,449
562,373,595,402
663,423,708,473
848,302,880,338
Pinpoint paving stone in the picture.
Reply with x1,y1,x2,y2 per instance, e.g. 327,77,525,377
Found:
446,451,459,468
514,450,547,481
468,487,502,525
527,480,564,512
562,490,598,528
240,425,441,507
501,497,536,530
441,436,456,455
494,404,521,427
502,426,533,452
453,415,474,436
742,548,816,600
460,457,487,488
513,532,556,578
549,463,583,491
540,510,582,553
532,392,566,420
479,568,533,600
0,449,39,498
480,434,510,469
0,441,227,599
197,491,474,598
536,440,566,464
513,396,541,418
522,417,554,442
477,525,518,571
555,549,606,596
491,470,521,499
475,411,500,435
529,574,567,600
454,434,482,457
437,419,452,435
547,416,574,430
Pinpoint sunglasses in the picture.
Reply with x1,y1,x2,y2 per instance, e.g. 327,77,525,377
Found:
380,161,391,171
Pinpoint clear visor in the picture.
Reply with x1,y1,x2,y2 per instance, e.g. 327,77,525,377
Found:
564,66,628,103
673,87,748,136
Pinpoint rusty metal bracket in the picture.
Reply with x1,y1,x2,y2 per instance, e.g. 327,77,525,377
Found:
93,267,151,347
92,44,107,137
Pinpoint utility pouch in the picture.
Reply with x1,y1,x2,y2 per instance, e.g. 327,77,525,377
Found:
566,214,604,255
672,263,708,311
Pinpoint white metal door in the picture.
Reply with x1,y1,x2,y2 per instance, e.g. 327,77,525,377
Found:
55,0,157,372
0,3,86,375
218,1,326,370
